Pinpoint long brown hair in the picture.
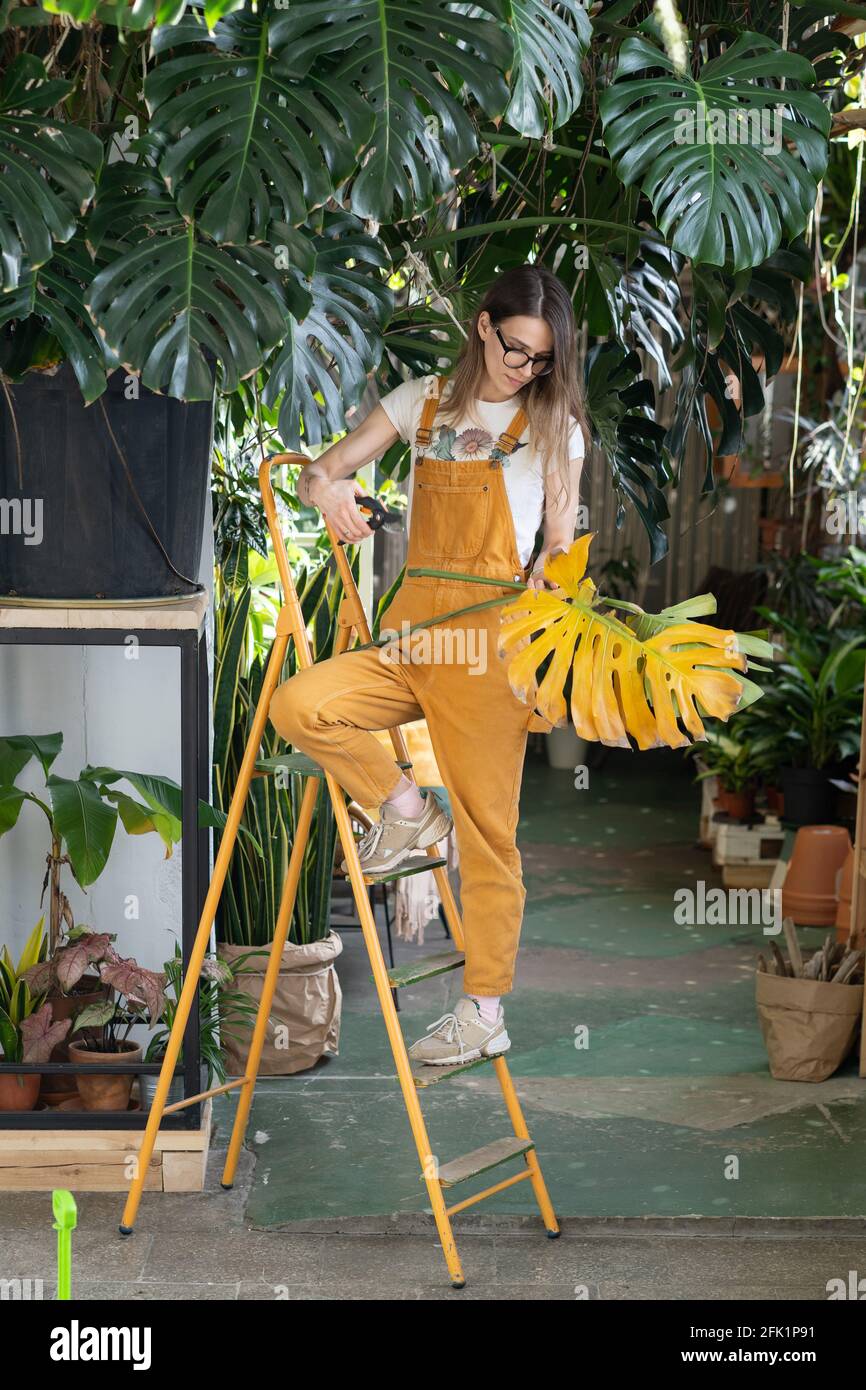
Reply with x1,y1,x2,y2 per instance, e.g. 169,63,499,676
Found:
438,265,589,497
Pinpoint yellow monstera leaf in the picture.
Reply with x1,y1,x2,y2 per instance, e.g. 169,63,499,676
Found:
499,534,760,750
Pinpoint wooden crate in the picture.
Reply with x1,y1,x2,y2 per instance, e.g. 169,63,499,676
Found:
0,1099,211,1192
712,819,785,870
721,862,778,889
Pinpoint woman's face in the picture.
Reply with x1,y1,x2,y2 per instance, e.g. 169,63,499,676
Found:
477,312,554,399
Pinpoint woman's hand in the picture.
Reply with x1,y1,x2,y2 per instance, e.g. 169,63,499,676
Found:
526,546,567,590
308,477,375,543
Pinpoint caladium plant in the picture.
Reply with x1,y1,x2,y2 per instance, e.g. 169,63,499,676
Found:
72,954,168,1054
23,928,167,1053
0,998,70,1066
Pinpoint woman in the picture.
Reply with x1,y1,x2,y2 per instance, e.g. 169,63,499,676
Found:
270,264,588,1065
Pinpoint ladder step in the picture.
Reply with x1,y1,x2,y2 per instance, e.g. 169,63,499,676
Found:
255,753,415,779
410,1053,498,1089
388,950,465,988
438,1136,534,1189
360,855,446,885
255,752,324,778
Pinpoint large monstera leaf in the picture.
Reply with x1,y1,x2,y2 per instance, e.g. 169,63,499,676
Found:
599,30,830,272
584,342,671,564
0,55,102,291
0,235,109,403
86,164,288,397
147,9,361,243
499,535,761,748
261,214,393,448
504,0,591,137
270,0,512,222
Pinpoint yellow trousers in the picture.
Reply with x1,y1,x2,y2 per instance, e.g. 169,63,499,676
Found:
270,577,531,994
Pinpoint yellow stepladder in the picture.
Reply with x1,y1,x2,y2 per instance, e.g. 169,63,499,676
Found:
118,453,559,1288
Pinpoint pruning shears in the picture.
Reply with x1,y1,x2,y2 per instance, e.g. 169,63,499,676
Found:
335,495,404,545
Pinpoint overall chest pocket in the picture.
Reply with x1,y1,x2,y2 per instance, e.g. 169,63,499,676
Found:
413,479,491,559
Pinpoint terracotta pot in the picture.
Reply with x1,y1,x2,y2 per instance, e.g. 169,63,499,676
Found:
765,785,785,817
782,825,852,927
39,976,110,1105
68,1039,142,1111
722,788,755,822
835,846,855,942
0,1071,40,1112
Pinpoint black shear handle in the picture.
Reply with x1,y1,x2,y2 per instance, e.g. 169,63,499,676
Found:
335,495,400,544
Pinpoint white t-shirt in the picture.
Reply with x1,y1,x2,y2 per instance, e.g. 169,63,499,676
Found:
379,376,585,567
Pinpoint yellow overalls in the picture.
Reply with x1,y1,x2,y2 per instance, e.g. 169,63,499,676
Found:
269,377,535,995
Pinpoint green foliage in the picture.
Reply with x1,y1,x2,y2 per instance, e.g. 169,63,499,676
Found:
0,0,845,556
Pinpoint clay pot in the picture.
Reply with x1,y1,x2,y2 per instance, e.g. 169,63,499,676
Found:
835,846,855,942
722,788,755,822
782,826,852,927
0,1071,40,1112
765,785,785,817
39,976,110,1105
68,1039,142,1111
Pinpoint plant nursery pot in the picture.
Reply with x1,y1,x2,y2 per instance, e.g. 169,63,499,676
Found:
68,1039,142,1111
0,361,213,600
38,976,110,1105
218,933,343,1077
0,1071,41,1112
835,846,855,942
782,825,852,927
780,767,833,827
138,1067,199,1110
755,970,863,1081
545,725,589,771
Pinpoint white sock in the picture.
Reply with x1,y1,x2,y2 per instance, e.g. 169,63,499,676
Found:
385,777,425,819
469,994,501,1025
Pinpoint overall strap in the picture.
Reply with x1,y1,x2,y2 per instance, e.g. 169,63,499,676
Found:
413,375,449,453
490,405,528,465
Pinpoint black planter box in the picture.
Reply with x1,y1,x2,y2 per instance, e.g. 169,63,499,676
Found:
0,363,213,601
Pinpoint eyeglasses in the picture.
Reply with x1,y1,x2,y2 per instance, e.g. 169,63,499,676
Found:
494,326,555,376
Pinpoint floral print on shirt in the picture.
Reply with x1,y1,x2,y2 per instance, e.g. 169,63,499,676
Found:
429,424,526,465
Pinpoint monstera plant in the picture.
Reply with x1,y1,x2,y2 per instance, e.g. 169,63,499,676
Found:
0,0,845,569
399,533,771,746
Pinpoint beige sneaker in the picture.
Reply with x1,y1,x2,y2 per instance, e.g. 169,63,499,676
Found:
408,996,511,1066
341,791,452,877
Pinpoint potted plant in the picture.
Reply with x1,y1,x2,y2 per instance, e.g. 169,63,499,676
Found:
67,948,167,1112
688,729,775,823
748,615,865,825
141,944,258,1107
0,734,175,1097
0,6,393,602
0,919,72,1110
0,999,71,1113
0,732,234,1096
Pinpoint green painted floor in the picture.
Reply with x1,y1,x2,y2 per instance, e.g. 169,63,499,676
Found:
229,748,866,1226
